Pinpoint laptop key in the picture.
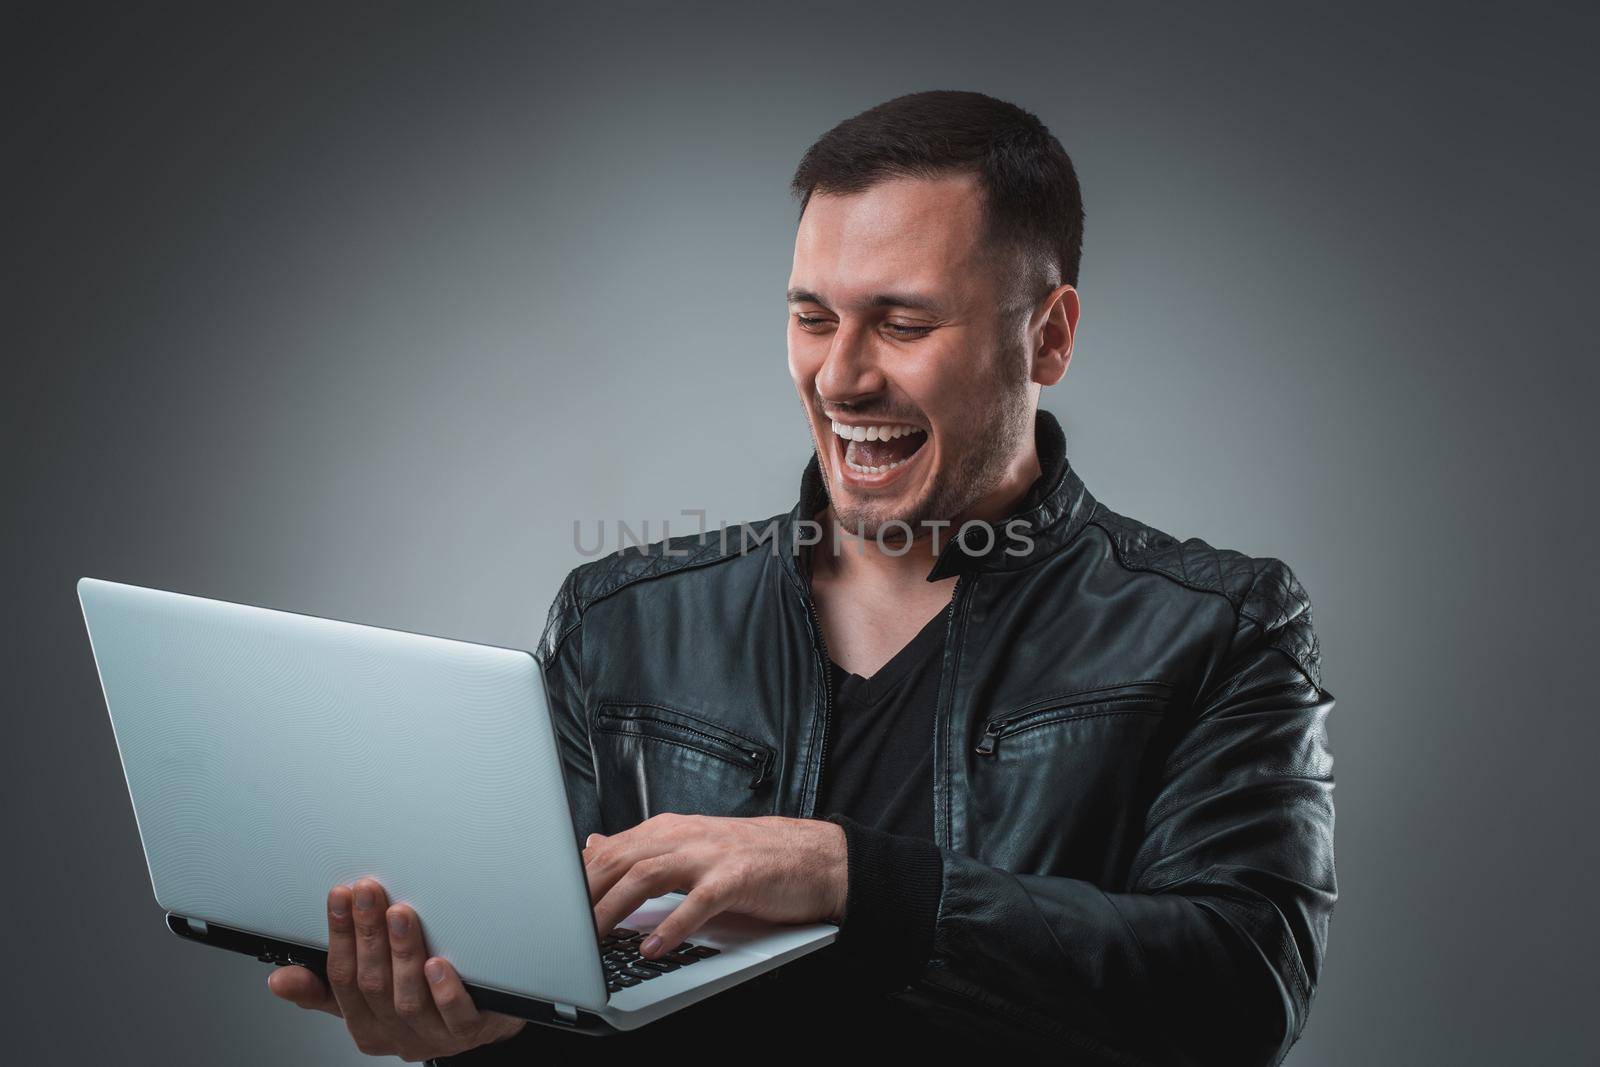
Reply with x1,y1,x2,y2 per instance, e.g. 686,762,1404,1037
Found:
624,966,661,981
635,958,678,973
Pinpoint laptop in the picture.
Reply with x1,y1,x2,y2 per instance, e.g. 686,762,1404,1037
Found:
76,577,836,1033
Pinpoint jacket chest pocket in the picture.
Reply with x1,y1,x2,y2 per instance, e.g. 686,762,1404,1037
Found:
974,682,1173,756
968,682,1175,882
591,702,777,828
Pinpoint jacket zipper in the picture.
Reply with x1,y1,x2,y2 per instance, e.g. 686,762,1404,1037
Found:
803,591,833,811
975,684,1170,756
595,708,774,788
933,574,965,848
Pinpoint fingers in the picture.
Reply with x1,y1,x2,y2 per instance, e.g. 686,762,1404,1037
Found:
325,884,379,1032
592,853,687,937
583,815,683,906
422,956,489,1041
637,883,727,959
350,878,402,1024
386,903,451,1040
267,964,341,1016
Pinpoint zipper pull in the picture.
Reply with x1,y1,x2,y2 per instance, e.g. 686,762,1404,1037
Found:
975,720,1006,756
747,749,772,789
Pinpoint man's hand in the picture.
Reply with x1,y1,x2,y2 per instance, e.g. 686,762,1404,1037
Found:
584,814,847,957
266,878,526,1062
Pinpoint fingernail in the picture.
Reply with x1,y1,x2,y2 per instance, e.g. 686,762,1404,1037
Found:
585,834,597,848
329,893,348,918
425,960,445,984
641,935,661,956
354,885,374,910
388,911,409,938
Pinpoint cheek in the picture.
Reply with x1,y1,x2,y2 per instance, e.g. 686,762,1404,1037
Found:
895,347,969,426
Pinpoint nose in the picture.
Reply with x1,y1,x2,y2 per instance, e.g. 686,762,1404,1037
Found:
814,319,887,409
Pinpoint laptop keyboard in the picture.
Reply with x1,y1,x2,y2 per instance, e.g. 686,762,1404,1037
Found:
600,927,721,993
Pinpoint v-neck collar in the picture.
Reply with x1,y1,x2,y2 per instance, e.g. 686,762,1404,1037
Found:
828,608,948,705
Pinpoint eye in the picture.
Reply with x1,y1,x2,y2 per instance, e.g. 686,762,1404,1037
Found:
885,323,934,338
794,313,829,330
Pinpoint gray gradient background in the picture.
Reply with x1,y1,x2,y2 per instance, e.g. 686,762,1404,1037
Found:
5,3,1595,1063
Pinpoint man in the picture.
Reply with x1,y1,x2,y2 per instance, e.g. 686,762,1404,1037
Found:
267,90,1336,1064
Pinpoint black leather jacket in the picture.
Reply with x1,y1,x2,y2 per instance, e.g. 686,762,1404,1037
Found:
533,410,1335,1065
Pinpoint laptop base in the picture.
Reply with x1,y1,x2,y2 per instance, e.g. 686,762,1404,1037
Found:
164,913,615,1034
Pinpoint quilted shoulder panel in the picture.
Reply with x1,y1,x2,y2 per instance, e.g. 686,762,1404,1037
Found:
1088,505,1322,687
535,513,786,664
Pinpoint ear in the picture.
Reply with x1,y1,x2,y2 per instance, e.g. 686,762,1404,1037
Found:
1030,284,1080,388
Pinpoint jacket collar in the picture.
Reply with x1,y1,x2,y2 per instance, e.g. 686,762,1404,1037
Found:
779,408,1098,585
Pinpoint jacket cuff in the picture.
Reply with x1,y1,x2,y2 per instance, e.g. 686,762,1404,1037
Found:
821,813,943,993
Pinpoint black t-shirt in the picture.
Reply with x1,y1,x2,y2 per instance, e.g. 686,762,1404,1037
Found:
814,608,947,840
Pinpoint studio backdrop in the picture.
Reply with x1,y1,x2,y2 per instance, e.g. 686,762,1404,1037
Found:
5,3,1596,1064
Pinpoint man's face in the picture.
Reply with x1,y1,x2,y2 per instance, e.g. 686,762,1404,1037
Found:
787,173,1039,538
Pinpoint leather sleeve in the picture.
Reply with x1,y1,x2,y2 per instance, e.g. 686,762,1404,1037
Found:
536,566,603,845
909,567,1336,1066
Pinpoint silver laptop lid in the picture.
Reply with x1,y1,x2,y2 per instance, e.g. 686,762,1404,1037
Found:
77,577,609,1012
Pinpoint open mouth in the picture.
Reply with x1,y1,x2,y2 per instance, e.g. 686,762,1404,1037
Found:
829,418,928,482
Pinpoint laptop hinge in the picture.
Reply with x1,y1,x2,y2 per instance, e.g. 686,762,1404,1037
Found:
552,1003,578,1024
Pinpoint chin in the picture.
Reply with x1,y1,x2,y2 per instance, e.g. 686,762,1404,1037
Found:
826,483,934,540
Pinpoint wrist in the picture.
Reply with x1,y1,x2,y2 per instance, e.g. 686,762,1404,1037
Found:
427,1021,529,1066
817,818,848,923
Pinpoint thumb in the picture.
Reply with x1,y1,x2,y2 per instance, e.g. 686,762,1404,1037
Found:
267,965,341,1016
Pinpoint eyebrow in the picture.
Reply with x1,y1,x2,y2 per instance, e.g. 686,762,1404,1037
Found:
786,287,945,314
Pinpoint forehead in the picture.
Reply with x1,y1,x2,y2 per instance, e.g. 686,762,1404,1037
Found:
789,172,992,307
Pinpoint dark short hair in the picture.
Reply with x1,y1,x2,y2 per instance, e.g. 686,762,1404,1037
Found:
789,90,1085,316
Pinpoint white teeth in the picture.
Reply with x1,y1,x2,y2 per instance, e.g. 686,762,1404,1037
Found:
829,419,925,442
